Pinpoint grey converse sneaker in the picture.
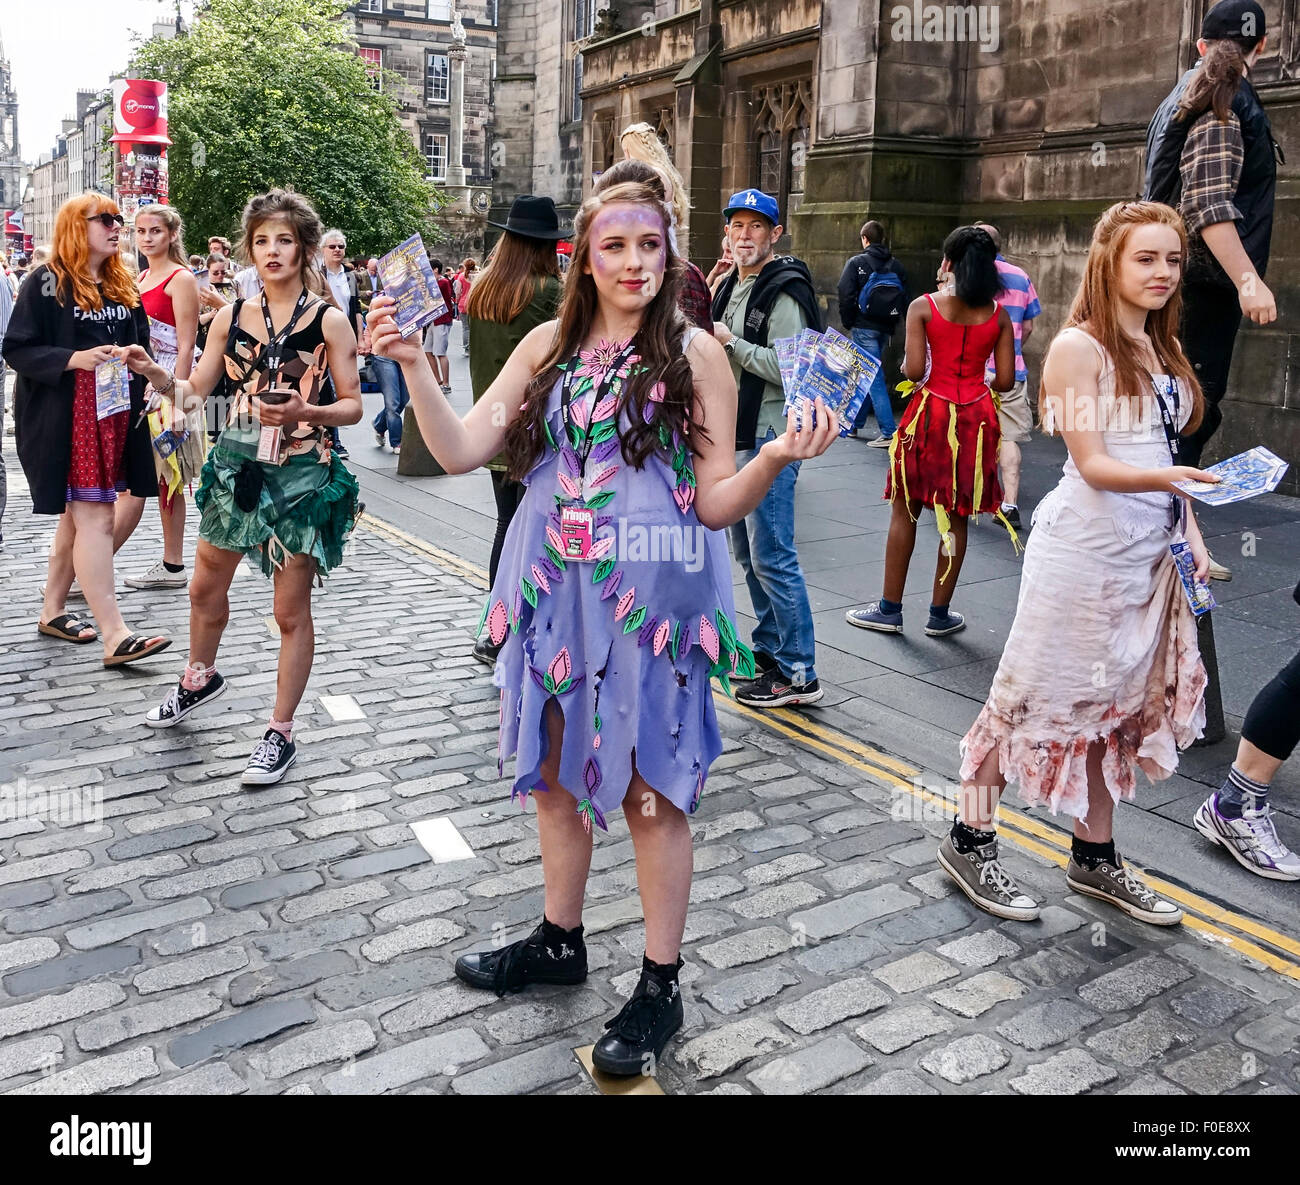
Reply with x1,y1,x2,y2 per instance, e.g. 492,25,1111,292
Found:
1193,795,1300,881
1065,853,1183,926
938,833,1040,921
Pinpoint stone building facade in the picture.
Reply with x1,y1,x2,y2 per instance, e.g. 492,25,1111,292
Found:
349,0,498,255
0,34,20,217
490,0,594,230
571,0,1299,489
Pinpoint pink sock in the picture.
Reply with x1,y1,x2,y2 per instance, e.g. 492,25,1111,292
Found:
181,663,216,692
268,717,294,741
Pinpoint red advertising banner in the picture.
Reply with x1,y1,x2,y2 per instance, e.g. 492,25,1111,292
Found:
110,79,170,146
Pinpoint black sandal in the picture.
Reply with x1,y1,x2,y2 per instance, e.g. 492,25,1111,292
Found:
103,633,172,668
38,614,98,644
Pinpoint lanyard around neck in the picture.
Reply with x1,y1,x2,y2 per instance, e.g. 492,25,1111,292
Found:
260,288,310,386
559,338,639,478
1148,372,1186,532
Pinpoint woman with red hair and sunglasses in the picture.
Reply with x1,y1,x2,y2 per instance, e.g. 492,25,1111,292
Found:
2,194,171,666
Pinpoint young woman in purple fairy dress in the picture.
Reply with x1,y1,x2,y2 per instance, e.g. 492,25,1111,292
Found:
367,179,839,1075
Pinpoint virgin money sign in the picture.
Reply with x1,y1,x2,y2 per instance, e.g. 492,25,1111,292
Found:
111,79,170,145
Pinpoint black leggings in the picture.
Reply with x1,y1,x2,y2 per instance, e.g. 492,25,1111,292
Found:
1178,279,1244,467
1242,648,1300,763
490,469,526,586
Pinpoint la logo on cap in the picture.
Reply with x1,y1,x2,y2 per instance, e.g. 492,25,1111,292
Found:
744,192,758,206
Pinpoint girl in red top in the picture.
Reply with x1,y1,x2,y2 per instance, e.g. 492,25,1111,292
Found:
120,205,201,590
847,226,1016,637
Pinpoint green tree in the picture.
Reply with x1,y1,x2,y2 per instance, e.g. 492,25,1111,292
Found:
130,0,444,253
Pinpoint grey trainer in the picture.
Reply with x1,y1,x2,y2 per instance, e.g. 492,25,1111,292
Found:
938,833,1040,921
1065,854,1183,926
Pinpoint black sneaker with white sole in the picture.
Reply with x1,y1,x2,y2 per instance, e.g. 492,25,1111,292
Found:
242,728,297,785
145,673,227,728
733,670,824,708
591,966,684,1077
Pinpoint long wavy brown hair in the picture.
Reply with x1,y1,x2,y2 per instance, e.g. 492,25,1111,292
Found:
1043,201,1203,433
504,181,707,480
467,230,560,325
50,193,139,311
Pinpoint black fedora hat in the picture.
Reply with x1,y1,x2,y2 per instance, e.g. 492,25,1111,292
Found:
487,194,571,241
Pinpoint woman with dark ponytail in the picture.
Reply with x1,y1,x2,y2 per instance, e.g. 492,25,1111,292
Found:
845,225,1016,639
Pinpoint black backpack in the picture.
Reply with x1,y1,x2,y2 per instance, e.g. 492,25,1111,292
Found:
858,263,905,330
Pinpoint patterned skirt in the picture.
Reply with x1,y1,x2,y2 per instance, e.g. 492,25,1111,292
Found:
67,369,129,504
195,441,361,577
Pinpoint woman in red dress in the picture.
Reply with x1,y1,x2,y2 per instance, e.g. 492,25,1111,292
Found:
845,225,1017,638
119,205,201,591
2,194,170,666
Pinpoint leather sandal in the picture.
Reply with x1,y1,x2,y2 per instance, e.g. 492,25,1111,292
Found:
38,614,99,644
103,633,172,668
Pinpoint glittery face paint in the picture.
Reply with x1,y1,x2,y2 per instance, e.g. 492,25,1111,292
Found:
585,204,667,306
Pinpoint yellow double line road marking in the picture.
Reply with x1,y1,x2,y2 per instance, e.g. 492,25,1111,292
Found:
358,513,1300,983
722,697,1300,982
361,513,490,590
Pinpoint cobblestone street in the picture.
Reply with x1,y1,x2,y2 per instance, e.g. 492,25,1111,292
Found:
2,448,1299,1098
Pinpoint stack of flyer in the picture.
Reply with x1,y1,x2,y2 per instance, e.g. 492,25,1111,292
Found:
1171,446,1289,506
775,327,881,436
378,232,450,339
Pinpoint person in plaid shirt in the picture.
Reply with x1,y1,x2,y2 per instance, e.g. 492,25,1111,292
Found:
1144,0,1280,579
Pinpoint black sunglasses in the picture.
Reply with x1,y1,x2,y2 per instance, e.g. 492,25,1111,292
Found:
87,213,125,229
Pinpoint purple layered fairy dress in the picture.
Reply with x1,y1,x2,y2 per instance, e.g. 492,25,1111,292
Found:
480,328,754,832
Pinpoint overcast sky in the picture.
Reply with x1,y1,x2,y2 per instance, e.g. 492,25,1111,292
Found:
5,0,196,160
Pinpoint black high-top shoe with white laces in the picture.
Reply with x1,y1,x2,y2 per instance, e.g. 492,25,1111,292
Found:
241,728,297,786
145,673,227,728
591,961,685,1077
454,921,588,996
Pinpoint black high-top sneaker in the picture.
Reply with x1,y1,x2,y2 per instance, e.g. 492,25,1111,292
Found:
591,962,684,1076
454,921,588,997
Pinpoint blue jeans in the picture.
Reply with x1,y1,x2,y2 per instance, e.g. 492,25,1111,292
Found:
728,428,817,684
370,354,410,447
851,327,895,436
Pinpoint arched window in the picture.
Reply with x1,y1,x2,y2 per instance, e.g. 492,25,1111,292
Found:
651,106,674,158
749,79,813,222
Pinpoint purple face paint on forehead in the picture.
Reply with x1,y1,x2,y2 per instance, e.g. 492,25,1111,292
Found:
589,203,667,245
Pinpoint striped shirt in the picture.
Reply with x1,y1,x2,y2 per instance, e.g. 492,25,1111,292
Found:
984,256,1041,383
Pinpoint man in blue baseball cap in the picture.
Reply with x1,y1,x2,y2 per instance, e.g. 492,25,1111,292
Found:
710,188,826,709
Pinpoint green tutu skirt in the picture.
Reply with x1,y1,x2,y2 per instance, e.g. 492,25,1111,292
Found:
195,443,361,577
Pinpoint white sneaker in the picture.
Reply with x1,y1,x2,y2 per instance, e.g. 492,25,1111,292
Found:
124,560,188,590
374,428,386,447
1194,794,1300,881
1206,555,1232,581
